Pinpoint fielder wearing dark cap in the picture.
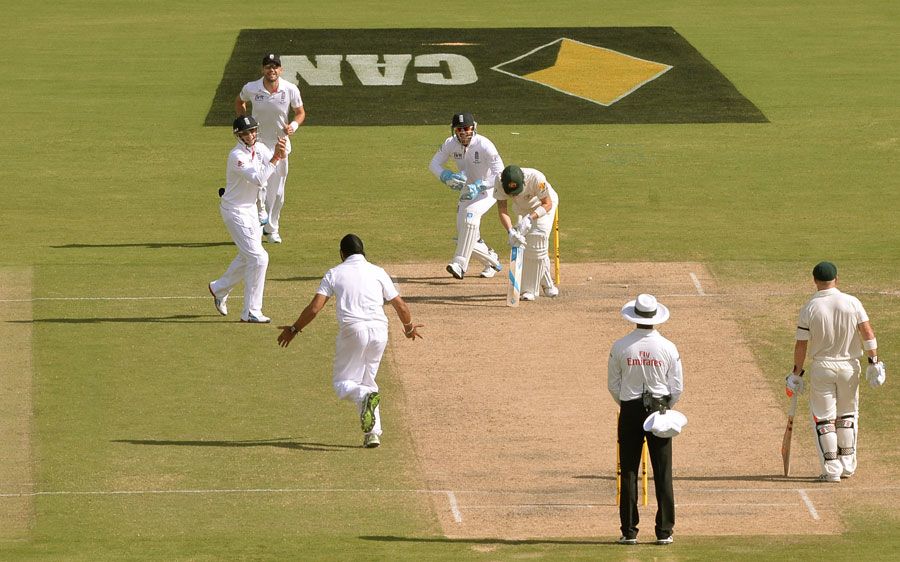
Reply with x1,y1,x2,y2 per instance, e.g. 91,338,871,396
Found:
787,262,885,483
276,234,423,449
262,53,281,66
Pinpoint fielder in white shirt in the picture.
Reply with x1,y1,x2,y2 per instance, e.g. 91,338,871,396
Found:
208,116,286,323
236,53,305,244
785,261,886,482
495,165,560,301
429,112,504,280
608,294,683,545
276,234,424,448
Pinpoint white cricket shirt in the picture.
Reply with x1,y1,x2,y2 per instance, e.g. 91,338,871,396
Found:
221,141,276,209
316,254,400,330
608,328,684,406
493,167,558,216
239,78,303,152
429,133,504,188
796,287,869,361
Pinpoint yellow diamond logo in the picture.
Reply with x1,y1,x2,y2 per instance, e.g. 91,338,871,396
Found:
492,38,672,106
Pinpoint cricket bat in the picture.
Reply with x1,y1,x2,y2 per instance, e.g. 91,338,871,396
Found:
781,393,798,476
507,245,525,307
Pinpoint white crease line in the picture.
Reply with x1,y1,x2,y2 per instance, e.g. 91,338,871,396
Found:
447,491,463,523
689,272,706,296
798,489,820,520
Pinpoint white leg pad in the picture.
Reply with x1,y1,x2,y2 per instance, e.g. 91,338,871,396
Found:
814,419,841,479
471,240,500,269
836,413,857,475
454,221,480,272
523,233,550,296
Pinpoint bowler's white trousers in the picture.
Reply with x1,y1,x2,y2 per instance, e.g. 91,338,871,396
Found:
261,158,289,237
211,204,269,320
333,320,387,436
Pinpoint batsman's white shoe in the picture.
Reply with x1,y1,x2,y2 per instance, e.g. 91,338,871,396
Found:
817,473,841,483
542,285,559,298
361,392,381,433
656,536,674,545
363,434,381,448
479,265,499,278
841,470,854,479
267,232,282,244
446,262,464,280
520,292,535,302
208,283,227,316
240,313,271,324
617,537,637,545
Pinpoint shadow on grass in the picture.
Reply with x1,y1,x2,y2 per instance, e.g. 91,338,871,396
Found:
9,315,224,324
359,535,611,546
112,436,357,452
574,474,822,484
401,294,506,307
51,242,234,249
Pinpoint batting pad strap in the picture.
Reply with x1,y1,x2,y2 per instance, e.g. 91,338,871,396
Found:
815,421,836,435
835,418,854,429
863,338,877,351
839,447,855,456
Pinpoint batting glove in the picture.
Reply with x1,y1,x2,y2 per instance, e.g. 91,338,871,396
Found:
785,371,804,397
866,361,886,388
514,215,532,236
508,229,527,248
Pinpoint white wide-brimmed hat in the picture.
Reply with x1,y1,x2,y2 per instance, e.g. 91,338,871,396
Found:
643,410,688,438
621,294,670,325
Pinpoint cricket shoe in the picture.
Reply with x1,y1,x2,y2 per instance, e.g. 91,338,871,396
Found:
267,232,282,244
479,264,500,278
520,292,535,302
363,434,381,448
446,262,464,280
208,283,227,316
360,392,381,433
841,470,854,479
240,313,271,324
617,537,637,545
542,285,559,298
656,536,674,545
817,473,841,483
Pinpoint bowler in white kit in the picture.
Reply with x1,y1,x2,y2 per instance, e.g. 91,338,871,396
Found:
236,53,305,244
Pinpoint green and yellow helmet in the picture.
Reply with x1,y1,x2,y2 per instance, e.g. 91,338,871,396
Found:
500,165,525,196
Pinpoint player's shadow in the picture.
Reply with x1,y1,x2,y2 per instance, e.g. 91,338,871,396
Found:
574,474,817,484
50,242,234,249
360,536,610,546
269,275,333,283
112,437,357,452
10,315,221,324
401,294,507,307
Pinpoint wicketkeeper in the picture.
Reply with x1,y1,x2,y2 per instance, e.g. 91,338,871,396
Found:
495,165,559,301
428,112,504,280
786,261,886,482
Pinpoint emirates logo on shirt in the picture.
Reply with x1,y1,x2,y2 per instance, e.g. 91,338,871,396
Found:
627,350,663,367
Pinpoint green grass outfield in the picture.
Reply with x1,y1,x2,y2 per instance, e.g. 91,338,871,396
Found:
1,1,898,559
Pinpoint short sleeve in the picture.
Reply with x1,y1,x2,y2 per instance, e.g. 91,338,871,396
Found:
317,271,335,298
379,268,399,302
795,305,811,341
852,296,869,324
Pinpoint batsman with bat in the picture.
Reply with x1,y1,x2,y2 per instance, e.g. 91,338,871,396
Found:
495,165,559,303
786,261,886,482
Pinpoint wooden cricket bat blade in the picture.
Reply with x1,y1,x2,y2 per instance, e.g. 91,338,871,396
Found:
781,394,798,476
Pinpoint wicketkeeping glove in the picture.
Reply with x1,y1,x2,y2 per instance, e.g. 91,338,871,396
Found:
785,371,804,397
440,170,466,191
508,229,527,247
866,361,886,388
460,180,485,201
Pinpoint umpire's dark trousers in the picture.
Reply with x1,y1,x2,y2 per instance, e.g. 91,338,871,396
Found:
618,399,675,540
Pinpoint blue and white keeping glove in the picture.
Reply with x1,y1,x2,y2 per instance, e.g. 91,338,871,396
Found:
785,371,804,397
460,180,485,201
440,170,466,191
866,361,886,389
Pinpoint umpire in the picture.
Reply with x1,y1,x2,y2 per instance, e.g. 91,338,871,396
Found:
607,294,684,545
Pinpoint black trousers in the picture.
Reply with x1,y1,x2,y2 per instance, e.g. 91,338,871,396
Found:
618,399,675,540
